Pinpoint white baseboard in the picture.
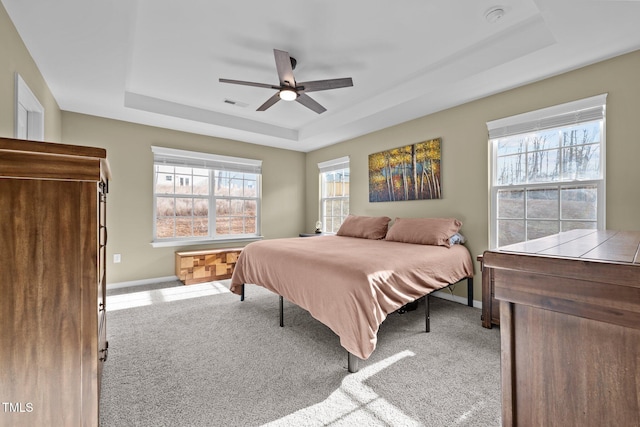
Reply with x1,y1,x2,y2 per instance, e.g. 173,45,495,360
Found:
107,275,179,290
432,290,482,309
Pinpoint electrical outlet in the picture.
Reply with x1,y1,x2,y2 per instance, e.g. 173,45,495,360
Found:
113,254,121,263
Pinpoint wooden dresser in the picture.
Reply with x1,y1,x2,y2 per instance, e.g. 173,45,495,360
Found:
478,254,500,328
482,229,640,427
0,137,110,426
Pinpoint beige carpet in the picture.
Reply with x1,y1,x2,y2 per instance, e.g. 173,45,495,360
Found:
100,280,501,426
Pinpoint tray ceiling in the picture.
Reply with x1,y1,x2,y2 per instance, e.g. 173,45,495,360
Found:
3,0,640,151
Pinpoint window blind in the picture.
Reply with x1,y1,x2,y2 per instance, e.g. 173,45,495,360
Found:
318,156,350,173
152,146,262,174
487,93,607,139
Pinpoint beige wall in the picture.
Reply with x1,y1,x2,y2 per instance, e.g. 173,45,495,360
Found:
306,49,640,302
0,2,61,141
62,112,306,283
2,1,304,284
4,0,639,294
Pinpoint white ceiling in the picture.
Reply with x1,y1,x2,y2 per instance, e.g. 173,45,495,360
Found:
3,0,640,152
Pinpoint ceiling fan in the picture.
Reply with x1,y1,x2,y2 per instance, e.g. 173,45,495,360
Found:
219,49,353,114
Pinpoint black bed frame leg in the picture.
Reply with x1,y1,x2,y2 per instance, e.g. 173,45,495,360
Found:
348,352,360,373
240,284,245,301
279,295,284,327
467,277,474,307
425,295,430,333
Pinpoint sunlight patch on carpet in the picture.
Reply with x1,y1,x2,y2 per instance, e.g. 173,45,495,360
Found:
107,281,230,311
454,401,489,424
263,350,420,426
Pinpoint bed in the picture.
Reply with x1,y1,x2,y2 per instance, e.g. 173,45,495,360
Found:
230,216,474,372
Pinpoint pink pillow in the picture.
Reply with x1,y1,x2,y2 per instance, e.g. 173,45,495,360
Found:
385,217,462,247
336,215,391,240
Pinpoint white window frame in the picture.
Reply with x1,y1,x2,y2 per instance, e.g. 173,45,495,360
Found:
318,156,350,234
151,146,262,248
487,94,607,248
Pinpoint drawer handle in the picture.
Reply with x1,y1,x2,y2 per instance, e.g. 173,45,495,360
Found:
100,225,107,247
99,181,108,195
100,343,109,362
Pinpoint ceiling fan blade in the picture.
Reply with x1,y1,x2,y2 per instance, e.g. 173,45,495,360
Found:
296,93,326,114
298,78,353,93
219,78,278,90
273,49,296,87
257,93,281,111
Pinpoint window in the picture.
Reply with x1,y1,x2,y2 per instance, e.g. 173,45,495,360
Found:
152,146,261,246
319,156,350,233
487,94,606,248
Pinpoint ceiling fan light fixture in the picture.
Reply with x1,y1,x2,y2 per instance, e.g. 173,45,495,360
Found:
279,88,298,101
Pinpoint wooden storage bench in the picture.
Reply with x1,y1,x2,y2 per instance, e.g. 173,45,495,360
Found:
175,247,243,285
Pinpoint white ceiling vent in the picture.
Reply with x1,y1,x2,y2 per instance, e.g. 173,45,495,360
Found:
223,99,248,108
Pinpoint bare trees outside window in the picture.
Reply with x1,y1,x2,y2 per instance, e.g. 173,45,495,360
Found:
319,157,350,233
488,95,606,248
152,147,261,244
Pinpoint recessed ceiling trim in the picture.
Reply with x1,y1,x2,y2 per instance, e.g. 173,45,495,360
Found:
124,91,299,141
5,0,639,153
300,14,556,142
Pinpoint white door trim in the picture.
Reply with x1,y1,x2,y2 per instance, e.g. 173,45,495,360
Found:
15,73,44,141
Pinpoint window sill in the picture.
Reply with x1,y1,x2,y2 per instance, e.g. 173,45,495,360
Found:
150,236,263,248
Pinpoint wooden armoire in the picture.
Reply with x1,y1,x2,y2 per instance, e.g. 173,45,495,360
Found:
0,137,110,426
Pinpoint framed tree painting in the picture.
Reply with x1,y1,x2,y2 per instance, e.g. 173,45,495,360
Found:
368,138,441,202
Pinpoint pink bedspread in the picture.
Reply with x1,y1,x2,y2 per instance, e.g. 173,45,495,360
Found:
230,235,474,359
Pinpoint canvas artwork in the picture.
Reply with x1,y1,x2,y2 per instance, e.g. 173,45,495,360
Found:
368,138,441,202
